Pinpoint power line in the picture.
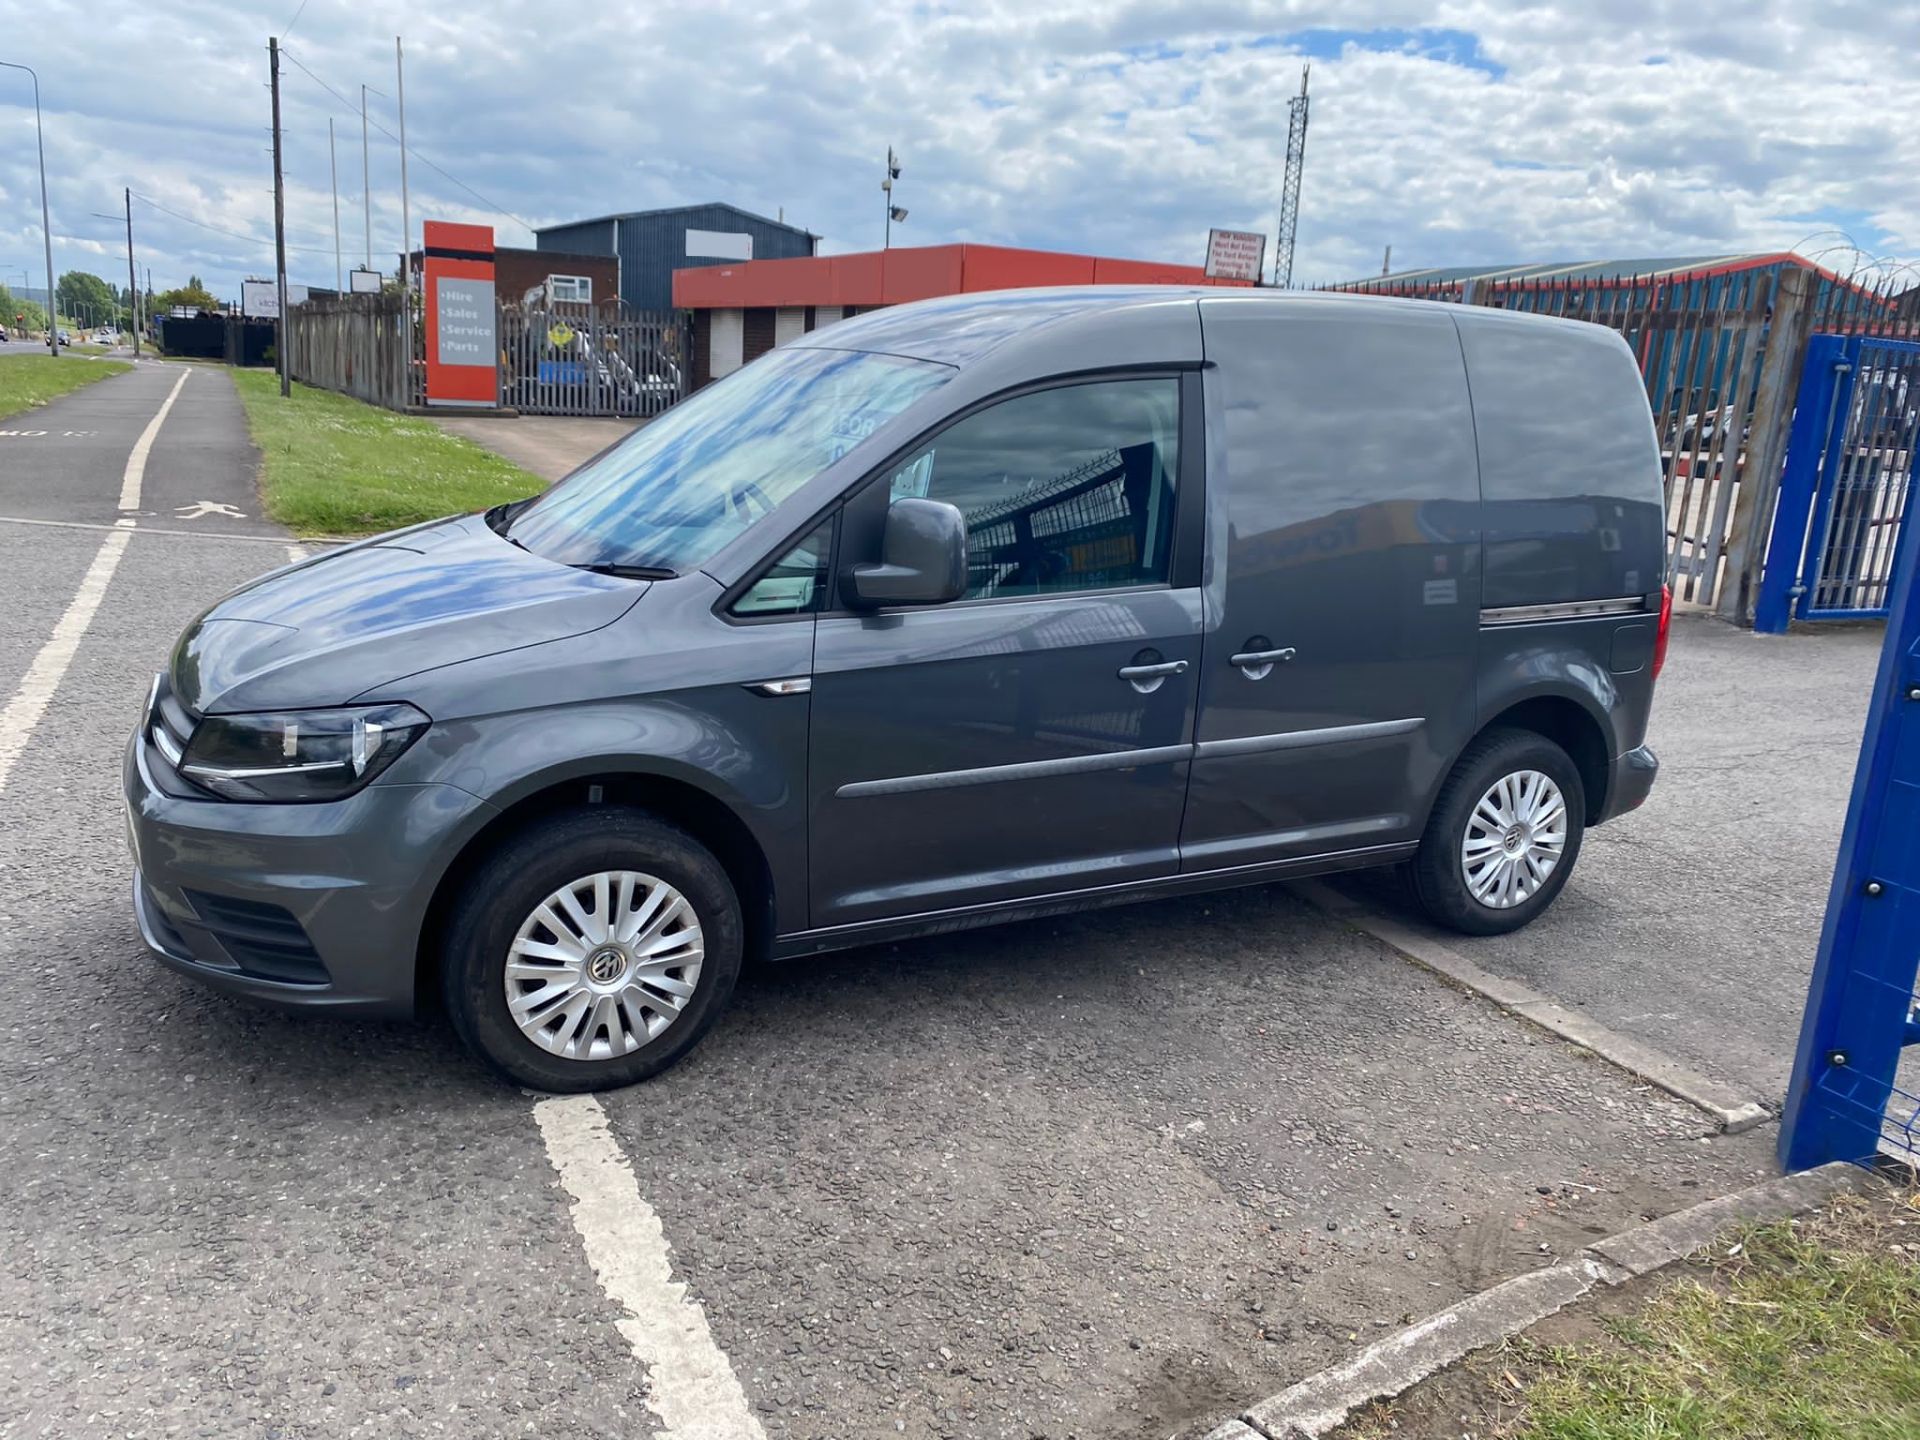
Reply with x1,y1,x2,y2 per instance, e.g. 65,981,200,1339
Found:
279,43,534,234
281,0,311,42
129,191,336,255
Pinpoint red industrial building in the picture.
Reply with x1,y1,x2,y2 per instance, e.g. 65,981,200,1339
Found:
672,242,1249,389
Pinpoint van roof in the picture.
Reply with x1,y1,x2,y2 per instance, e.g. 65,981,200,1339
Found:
790,284,1609,368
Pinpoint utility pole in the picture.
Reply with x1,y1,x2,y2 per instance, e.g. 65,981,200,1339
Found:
395,37,413,403
360,84,377,270
328,117,342,292
1381,244,1391,277
124,187,139,355
0,62,58,355
1273,64,1311,289
269,35,290,396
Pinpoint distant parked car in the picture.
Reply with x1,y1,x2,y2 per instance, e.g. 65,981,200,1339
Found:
0,324,9,342
58,329,72,345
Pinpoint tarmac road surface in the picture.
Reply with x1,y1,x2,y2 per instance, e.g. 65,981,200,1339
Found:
0,358,1779,1440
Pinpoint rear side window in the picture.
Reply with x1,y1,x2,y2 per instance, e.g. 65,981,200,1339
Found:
1458,318,1665,606
885,378,1180,601
1459,320,1661,506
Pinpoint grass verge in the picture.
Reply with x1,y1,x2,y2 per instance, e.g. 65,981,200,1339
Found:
1346,1186,1920,1439
230,369,543,536
0,353,131,419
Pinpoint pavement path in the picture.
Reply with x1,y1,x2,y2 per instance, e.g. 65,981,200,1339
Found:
432,412,640,483
1339,612,1884,1106
0,357,1785,1439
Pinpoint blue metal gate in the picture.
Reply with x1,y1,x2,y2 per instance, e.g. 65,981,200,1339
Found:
1757,334,1920,632
1779,486,1920,1171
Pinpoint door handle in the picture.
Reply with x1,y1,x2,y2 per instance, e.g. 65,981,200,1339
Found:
1118,659,1188,694
1229,645,1296,680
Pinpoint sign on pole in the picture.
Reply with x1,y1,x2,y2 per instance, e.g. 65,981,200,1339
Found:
241,279,308,318
422,221,498,409
1204,228,1267,283
348,268,383,295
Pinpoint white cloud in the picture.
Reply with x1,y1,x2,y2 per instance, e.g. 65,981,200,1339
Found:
0,0,1912,304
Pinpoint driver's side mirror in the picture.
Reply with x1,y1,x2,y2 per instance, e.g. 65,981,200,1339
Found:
845,498,968,608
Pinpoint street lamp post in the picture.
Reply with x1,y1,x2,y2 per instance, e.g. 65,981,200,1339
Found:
0,60,58,356
882,146,906,249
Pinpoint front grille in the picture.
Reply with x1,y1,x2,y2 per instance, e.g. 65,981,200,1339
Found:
182,890,330,986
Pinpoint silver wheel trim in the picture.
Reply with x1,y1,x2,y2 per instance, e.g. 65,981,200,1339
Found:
1460,769,1567,910
504,870,704,1062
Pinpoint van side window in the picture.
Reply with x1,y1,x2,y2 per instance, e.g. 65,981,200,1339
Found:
885,378,1180,600
732,519,833,617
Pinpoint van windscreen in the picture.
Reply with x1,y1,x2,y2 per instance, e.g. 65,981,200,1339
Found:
504,346,952,573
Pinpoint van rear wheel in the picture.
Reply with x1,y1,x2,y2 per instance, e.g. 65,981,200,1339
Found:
1411,728,1585,936
442,808,743,1092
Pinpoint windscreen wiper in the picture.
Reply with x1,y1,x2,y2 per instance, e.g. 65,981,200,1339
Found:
570,561,677,580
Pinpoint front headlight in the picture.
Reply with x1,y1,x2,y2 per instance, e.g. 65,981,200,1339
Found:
179,703,430,802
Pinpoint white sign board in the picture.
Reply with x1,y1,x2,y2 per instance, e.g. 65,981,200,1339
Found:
240,279,310,318
1204,228,1266,283
348,268,383,294
434,278,496,365
685,228,753,261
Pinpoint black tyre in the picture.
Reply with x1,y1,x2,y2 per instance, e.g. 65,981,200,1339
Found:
442,808,743,1091
1411,727,1586,936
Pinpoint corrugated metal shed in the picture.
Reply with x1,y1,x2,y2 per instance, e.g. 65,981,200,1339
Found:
1339,250,1892,321
535,203,817,312
1353,253,1784,287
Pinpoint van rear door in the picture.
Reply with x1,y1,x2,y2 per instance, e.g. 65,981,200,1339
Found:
1180,299,1481,870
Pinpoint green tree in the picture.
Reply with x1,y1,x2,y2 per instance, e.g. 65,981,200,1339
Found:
0,286,49,333
153,274,222,314
56,270,120,328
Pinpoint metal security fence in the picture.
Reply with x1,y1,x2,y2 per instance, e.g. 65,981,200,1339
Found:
290,295,685,418
1778,489,1920,1171
1333,265,1920,621
499,306,685,418
1758,335,1920,628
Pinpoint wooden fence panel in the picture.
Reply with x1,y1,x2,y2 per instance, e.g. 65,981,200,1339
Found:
287,293,411,411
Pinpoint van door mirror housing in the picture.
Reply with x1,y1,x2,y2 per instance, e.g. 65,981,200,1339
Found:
845,498,968,608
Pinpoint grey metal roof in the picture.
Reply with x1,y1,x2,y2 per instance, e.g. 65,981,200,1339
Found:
535,201,817,240
1344,253,1795,287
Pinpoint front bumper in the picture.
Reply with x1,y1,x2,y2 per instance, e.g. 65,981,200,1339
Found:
1597,742,1659,824
125,726,494,1017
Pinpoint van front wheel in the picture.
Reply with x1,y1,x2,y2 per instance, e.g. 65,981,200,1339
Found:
442,808,743,1091
1411,728,1586,936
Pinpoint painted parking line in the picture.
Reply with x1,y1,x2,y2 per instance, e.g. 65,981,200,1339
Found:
533,1094,766,1440
0,529,131,797
118,369,190,512
0,515,311,548
0,370,194,798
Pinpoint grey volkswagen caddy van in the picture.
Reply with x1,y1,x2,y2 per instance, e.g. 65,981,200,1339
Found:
127,288,1668,1091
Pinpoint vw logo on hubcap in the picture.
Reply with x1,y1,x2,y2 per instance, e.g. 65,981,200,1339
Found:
586,947,627,984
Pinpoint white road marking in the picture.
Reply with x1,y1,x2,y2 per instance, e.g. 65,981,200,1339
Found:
0,515,303,547
117,368,190,511
0,529,131,797
533,1094,767,1440
285,543,308,565
172,500,247,521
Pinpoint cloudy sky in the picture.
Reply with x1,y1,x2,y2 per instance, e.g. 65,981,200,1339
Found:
2,0,1915,304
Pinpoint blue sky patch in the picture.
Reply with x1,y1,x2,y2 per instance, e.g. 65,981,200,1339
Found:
1265,27,1505,79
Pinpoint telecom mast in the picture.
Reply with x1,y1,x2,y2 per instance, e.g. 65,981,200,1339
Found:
1274,65,1311,288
